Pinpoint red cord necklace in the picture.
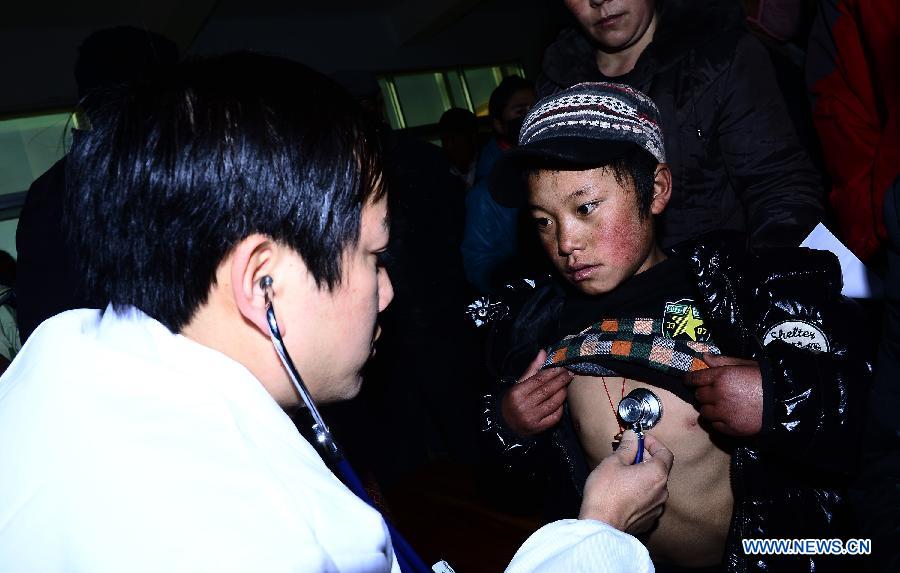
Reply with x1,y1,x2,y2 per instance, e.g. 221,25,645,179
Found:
602,377,627,450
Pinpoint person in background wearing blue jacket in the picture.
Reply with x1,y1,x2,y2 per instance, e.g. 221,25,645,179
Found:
462,76,536,294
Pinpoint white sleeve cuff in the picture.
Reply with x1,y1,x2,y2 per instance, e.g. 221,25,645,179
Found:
505,519,654,573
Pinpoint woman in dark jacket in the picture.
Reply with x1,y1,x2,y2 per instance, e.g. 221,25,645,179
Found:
538,0,824,249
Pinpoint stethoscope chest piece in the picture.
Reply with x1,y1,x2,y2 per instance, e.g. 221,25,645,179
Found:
617,388,663,431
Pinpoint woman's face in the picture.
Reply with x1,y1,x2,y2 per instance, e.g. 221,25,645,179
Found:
564,0,657,52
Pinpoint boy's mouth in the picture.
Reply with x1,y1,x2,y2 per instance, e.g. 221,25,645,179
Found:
566,263,599,282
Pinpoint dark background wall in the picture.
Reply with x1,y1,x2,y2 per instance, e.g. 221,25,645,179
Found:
1,0,572,115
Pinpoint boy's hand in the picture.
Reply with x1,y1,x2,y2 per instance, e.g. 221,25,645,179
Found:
684,354,763,437
500,349,575,437
579,430,673,534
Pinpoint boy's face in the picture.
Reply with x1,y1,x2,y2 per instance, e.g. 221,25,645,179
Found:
527,165,662,295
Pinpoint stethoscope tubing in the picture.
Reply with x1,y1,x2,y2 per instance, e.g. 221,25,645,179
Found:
260,277,431,573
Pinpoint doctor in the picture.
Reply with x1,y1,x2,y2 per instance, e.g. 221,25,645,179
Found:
0,52,672,572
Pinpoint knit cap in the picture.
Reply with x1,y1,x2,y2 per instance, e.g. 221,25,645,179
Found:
490,81,665,207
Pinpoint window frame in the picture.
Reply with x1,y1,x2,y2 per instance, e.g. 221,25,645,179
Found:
378,62,526,132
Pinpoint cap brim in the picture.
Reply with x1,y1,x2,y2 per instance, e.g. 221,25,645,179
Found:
489,139,637,208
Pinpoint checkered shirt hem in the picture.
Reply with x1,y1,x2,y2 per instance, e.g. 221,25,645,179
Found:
542,318,720,377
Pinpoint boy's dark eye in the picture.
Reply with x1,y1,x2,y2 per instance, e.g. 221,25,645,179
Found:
576,202,599,216
534,217,552,229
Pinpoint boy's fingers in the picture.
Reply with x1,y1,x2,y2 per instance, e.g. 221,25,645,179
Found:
519,349,548,382
693,385,718,405
702,353,753,368
536,407,564,431
530,369,574,399
537,387,568,417
710,421,731,435
685,369,716,387
699,404,725,423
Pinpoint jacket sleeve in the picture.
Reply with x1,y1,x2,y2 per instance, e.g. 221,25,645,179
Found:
806,0,886,261
716,34,825,248
481,378,542,460
757,334,872,474
684,238,873,474
753,253,874,474
479,279,565,473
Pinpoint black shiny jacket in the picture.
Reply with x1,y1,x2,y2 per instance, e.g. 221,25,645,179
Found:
482,237,873,572
538,0,824,250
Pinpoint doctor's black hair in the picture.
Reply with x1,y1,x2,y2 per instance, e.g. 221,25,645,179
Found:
66,52,385,332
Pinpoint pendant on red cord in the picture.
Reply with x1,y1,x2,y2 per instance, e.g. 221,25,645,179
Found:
612,431,623,451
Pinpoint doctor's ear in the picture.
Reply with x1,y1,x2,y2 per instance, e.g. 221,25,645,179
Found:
229,235,283,336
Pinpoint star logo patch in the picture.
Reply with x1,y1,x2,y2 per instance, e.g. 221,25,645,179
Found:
663,298,711,342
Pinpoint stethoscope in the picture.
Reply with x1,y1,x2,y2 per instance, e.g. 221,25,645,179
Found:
260,275,342,460
259,275,430,573
617,388,663,464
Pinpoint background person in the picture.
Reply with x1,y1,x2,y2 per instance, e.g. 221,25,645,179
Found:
14,26,179,342
438,107,479,189
331,70,480,488
462,76,538,294
806,0,900,262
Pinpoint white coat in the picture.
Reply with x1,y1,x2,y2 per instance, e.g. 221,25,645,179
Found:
0,308,652,573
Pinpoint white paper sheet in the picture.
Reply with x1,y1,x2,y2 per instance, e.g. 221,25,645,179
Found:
800,223,882,299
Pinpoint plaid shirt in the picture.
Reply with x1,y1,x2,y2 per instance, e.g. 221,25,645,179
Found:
543,317,720,378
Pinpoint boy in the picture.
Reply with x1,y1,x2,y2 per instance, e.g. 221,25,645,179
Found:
481,82,871,572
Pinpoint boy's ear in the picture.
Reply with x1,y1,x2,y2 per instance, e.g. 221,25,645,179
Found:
650,163,672,215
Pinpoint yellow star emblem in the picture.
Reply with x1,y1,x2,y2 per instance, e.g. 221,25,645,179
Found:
671,307,704,341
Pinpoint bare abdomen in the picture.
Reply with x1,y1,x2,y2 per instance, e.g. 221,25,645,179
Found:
568,375,734,568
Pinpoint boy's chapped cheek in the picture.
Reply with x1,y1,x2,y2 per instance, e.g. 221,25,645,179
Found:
598,216,647,269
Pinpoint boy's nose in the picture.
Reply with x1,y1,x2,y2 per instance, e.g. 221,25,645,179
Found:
557,225,581,256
